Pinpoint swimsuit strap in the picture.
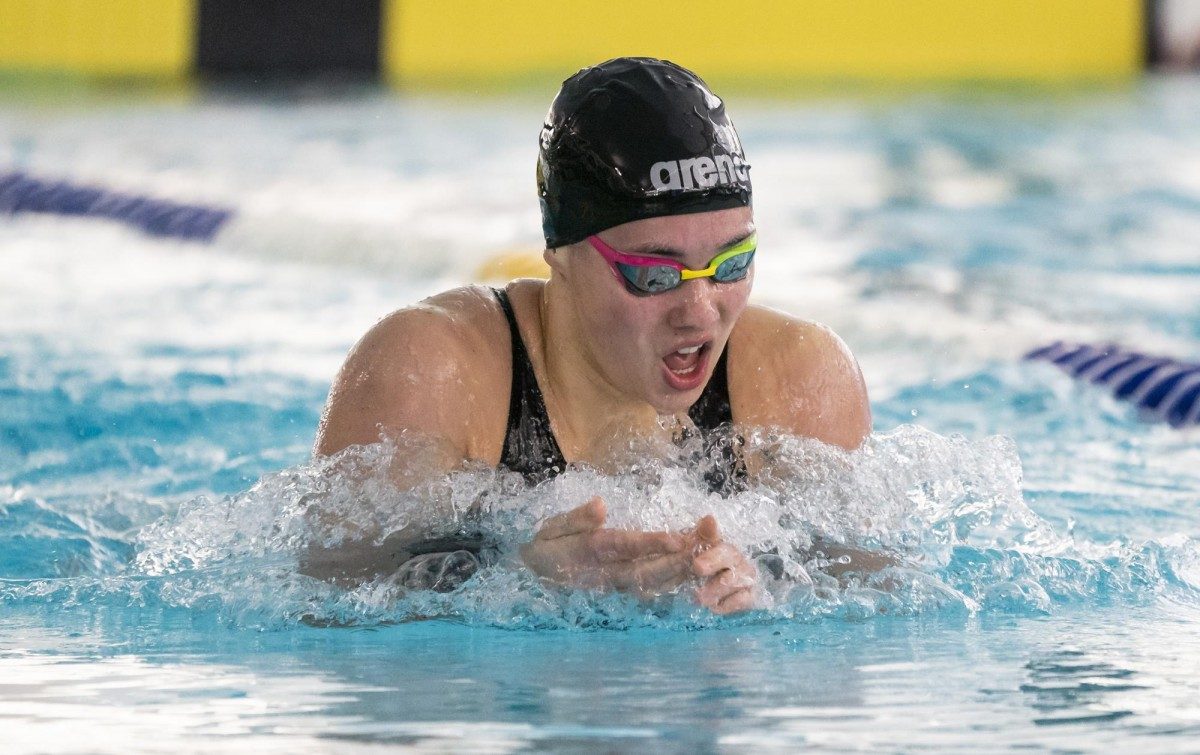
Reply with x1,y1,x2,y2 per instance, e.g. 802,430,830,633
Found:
493,287,745,494
688,347,733,430
686,347,748,496
494,288,568,484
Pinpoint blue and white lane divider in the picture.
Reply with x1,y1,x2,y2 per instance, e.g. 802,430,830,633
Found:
0,168,548,279
1026,341,1200,428
0,170,233,242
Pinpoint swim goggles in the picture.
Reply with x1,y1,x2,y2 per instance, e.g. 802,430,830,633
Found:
586,232,757,295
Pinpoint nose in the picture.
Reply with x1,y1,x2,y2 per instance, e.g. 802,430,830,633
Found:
666,278,722,332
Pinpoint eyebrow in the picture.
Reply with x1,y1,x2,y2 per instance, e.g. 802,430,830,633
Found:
624,231,756,260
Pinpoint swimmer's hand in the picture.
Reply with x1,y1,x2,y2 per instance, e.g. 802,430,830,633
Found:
690,515,759,616
519,497,694,598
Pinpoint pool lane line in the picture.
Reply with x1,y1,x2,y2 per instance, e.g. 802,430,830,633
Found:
0,170,233,243
1026,341,1200,428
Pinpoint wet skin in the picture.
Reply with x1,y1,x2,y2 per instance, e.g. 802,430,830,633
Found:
314,207,872,614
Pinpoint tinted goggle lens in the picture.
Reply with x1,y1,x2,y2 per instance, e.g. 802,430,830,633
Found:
714,250,755,282
588,233,757,296
616,249,756,294
618,263,681,293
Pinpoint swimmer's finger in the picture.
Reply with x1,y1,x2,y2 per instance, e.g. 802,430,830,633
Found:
695,568,753,608
693,542,743,577
588,529,687,563
609,550,693,595
692,514,720,547
713,587,756,615
537,497,606,540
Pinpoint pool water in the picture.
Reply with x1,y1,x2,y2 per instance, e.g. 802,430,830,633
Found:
3,78,1200,752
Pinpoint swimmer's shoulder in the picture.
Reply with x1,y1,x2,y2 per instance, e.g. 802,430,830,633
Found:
314,284,515,460
728,305,871,450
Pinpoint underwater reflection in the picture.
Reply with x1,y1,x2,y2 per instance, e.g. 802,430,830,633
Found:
1021,648,1141,726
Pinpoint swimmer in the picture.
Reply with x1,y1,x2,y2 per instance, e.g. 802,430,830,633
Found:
306,58,872,614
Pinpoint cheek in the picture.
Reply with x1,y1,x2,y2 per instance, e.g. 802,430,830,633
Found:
591,296,658,360
715,276,752,326
578,288,669,379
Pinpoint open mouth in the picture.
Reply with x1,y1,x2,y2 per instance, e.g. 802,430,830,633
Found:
662,341,712,390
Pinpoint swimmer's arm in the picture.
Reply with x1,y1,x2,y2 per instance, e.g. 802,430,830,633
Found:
734,310,892,579
304,306,485,583
734,309,871,451
801,539,899,580
300,524,468,586
314,304,480,462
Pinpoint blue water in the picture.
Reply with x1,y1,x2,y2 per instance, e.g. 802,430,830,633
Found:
3,79,1200,751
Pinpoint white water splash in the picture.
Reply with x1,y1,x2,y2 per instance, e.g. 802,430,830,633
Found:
104,426,1198,629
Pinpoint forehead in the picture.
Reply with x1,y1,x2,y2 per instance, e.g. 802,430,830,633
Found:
599,207,755,257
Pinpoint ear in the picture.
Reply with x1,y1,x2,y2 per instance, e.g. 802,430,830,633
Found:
543,245,568,277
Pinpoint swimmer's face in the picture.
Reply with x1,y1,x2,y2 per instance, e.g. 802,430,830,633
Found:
551,206,755,414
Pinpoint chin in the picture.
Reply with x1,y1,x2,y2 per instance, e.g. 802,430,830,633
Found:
649,397,689,416
649,383,706,415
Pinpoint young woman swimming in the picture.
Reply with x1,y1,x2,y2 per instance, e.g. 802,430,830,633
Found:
310,57,871,614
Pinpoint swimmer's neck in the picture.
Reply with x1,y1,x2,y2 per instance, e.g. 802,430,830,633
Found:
531,278,676,460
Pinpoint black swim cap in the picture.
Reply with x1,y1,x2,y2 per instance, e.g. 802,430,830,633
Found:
537,57,752,249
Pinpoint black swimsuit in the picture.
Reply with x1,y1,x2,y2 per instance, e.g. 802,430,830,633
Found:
493,288,746,495
382,290,747,588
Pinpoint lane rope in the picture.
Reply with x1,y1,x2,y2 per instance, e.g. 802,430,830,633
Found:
1026,341,1200,427
0,170,233,242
